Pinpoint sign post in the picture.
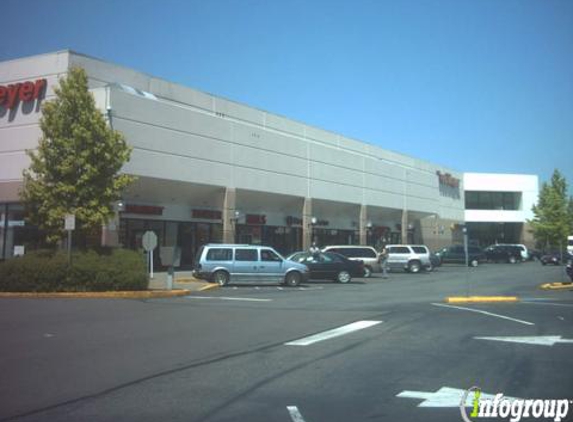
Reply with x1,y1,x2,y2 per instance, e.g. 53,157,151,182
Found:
463,225,470,296
64,214,75,265
142,231,158,279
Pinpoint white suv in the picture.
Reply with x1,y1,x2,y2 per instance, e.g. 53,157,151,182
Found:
385,244,432,273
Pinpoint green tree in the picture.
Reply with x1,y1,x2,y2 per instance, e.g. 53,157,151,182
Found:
21,67,135,244
529,169,573,250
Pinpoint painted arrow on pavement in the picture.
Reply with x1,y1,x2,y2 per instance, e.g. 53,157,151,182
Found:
397,387,520,408
474,336,573,347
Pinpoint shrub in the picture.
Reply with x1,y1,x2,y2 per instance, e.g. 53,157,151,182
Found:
0,249,148,292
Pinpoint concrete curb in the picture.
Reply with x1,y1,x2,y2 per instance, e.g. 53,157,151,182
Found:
445,296,519,304
0,290,191,299
539,282,573,291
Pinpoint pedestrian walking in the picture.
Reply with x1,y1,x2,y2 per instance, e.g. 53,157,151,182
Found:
380,246,389,279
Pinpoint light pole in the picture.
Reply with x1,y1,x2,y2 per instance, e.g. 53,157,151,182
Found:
230,210,240,243
463,225,470,296
310,216,317,246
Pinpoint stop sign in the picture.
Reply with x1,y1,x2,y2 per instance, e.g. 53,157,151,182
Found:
142,231,158,251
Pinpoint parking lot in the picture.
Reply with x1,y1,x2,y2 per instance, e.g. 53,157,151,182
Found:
1,262,572,422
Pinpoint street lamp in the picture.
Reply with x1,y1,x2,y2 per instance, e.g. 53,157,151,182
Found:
231,210,240,222
310,216,317,245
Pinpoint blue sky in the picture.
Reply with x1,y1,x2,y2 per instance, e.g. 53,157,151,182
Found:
3,0,572,190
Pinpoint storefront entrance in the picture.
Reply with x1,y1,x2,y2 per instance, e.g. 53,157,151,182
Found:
120,219,223,269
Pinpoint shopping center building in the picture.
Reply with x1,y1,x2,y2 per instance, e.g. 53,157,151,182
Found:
0,50,536,266
464,173,537,247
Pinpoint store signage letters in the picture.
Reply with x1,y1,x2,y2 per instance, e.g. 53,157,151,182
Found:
436,171,460,188
286,216,303,226
314,219,329,227
124,204,164,216
0,79,47,109
192,209,222,220
246,214,267,225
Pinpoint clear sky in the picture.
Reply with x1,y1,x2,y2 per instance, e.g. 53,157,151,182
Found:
3,0,572,190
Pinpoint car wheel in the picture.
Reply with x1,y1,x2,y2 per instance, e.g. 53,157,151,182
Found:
336,271,351,283
470,259,479,267
284,272,301,287
541,261,547,266
408,261,421,273
363,266,372,278
508,256,517,264
425,263,434,272
212,270,229,286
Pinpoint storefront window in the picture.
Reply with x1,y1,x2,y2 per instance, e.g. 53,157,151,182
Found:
465,191,521,211
236,225,301,255
120,218,223,269
0,204,44,260
313,229,357,247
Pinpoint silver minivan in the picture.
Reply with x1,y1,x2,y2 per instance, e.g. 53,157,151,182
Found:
192,244,309,286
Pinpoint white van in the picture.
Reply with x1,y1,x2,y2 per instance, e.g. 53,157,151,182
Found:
567,236,573,255
497,243,529,261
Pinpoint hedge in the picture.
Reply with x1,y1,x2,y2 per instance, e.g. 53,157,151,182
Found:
0,249,148,292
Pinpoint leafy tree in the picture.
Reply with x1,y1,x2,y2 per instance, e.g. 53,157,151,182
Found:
21,67,135,244
529,169,573,250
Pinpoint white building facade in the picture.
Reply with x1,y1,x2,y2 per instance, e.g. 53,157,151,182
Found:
1,50,537,265
464,173,539,248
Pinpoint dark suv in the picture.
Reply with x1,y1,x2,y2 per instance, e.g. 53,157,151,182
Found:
484,244,523,264
436,245,484,267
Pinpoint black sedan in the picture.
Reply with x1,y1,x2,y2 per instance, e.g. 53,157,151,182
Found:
484,245,522,264
540,252,562,265
286,251,365,283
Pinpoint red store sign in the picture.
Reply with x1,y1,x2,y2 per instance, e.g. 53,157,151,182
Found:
124,204,164,216
436,171,460,189
0,79,47,109
192,209,222,220
246,214,267,225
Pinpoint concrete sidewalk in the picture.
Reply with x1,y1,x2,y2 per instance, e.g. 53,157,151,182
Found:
148,271,217,292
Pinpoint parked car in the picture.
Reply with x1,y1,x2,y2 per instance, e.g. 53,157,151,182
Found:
435,245,485,267
540,252,562,266
496,243,529,261
484,245,523,264
429,252,442,269
321,245,381,278
385,244,432,273
286,251,365,283
193,244,309,286
566,254,573,282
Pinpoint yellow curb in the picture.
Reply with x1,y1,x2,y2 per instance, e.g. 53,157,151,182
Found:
0,290,191,299
175,277,201,283
199,283,220,292
446,296,519,304
539,282,573,290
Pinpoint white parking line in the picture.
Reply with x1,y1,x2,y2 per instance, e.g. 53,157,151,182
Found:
285,320,382,346
520,300,573,308
287,406,306,422
187,296,272,302
431,303,534,326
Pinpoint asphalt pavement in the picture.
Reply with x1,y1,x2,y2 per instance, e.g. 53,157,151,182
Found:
1,262,572,422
